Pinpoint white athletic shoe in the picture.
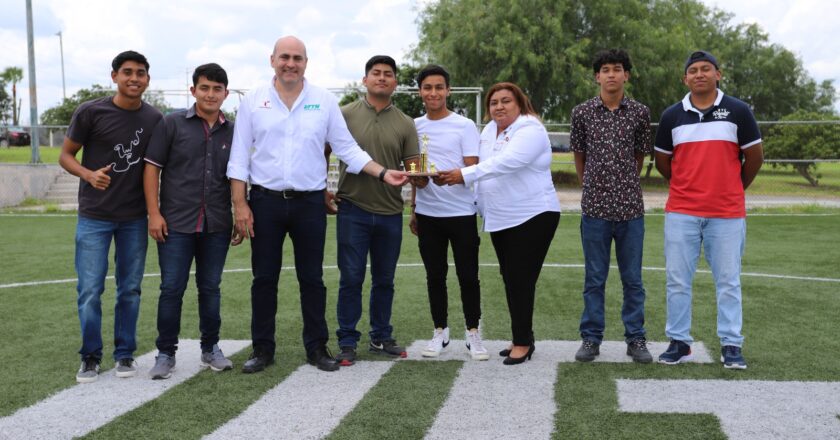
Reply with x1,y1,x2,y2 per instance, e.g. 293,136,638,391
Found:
421,327,450,357
465,329,489,360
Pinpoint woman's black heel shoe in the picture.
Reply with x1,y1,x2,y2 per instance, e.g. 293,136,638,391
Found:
499,347,512,357
503,344,535,365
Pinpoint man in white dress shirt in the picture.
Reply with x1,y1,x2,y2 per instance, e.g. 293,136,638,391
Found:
226,36,407,373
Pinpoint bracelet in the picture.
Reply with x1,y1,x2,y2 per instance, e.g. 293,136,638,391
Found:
379,168,388,182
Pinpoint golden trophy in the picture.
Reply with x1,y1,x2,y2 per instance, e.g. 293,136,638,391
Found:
412,134,438,176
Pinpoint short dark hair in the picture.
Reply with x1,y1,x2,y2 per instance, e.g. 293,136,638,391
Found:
112,50,149,72
484,82,538,122
417,64,450,88
592,49,632,73
365,55,398,76
192,63,229,87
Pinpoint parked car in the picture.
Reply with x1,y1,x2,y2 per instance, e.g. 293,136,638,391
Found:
0,127,31,147
550,139,570,153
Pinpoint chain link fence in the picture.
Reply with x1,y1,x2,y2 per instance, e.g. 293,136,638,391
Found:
1,121,838,210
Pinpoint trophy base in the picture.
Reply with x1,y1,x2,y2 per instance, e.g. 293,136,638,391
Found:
407,172,440,177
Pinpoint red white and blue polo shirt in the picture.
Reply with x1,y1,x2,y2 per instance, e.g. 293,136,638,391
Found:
654,90,761,218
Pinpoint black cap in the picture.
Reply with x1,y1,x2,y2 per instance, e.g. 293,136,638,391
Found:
684,50,719,73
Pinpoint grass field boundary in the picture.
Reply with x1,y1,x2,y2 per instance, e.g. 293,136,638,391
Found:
3,263,838,291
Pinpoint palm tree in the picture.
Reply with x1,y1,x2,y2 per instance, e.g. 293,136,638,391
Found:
1,67,24,125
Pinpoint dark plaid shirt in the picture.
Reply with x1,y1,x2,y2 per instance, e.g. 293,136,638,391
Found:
570,96,652,221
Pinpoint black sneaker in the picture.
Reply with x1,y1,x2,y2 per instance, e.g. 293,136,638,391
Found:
369,339,407,358
575,340,600,362
658,340,693,365
626,338,653,364
721,345,747,370
336,346,356,366
241,350,274,374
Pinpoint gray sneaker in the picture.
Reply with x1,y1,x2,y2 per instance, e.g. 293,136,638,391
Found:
149,353,176,380
76,357,100,383
201,345,233,372
627,338,653,364
115,358,137,378
575,340,600,362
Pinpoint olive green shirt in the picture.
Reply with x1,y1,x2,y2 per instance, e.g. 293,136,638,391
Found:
337,98,419,214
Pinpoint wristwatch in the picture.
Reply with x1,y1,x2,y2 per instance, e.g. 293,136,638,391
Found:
379,168,388,182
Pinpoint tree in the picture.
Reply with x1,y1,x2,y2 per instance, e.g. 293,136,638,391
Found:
40,85,114,125
763,111,840,186
1,67,23,125
413,0,835,123
0,79,10,125
41,85,174,125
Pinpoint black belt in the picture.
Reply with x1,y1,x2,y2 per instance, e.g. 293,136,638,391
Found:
250,185,320,199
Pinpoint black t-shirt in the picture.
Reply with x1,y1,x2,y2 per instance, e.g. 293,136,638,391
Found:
67,96,163,221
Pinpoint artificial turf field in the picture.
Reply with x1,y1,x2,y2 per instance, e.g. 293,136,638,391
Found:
0,210,838,439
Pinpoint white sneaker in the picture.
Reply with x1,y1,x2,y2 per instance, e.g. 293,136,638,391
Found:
421,327,450,357
465,329,489,360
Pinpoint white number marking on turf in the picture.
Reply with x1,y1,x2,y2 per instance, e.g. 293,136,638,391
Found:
408,340,712,439
0,340,250,440
617,379,840,439
205,361,395,440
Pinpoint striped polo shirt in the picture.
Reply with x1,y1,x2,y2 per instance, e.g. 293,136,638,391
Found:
654,90,761,218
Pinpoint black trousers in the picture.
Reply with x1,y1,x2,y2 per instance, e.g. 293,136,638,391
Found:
248,190,328,357
416,213,481,329
490,211,560,346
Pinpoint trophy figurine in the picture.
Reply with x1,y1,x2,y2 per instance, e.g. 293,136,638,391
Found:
409,162,417,174
420,134,429,173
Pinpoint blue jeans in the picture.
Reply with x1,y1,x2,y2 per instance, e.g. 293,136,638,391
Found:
155,230,230,356
249,190,329,356
336,201,403,348
579,215,647,343
75,215,147,361
664,212,746,347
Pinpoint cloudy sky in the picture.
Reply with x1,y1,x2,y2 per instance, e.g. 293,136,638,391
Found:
1,0,837,124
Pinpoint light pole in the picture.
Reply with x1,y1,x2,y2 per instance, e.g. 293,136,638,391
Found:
26,0,40,163
55,30,66,100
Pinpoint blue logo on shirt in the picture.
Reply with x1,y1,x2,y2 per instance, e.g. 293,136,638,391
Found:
304,104,321,111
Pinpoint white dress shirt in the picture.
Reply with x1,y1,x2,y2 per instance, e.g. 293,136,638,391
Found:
462,114,561,232
414,112,479,217
226,78,372,191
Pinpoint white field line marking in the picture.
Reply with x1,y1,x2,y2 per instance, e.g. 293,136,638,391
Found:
4,263,838,290
404,340,713,364
617,379,840,440
0,339,250,440
205,361,394,440
414,340,711,440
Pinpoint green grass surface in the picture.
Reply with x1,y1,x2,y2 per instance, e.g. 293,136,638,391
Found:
1,212,839,439
0,146,61,164
551,153,840,197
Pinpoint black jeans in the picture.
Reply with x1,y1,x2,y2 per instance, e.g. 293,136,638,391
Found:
490,211,560,346
248,189,328,356
416,213,481,330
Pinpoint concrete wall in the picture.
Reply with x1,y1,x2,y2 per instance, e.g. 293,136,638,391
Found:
0,164,63,207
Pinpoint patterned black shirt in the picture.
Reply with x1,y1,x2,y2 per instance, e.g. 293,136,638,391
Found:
570,96,652,221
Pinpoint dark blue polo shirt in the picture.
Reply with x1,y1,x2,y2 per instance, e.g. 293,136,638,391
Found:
145,105,234,233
